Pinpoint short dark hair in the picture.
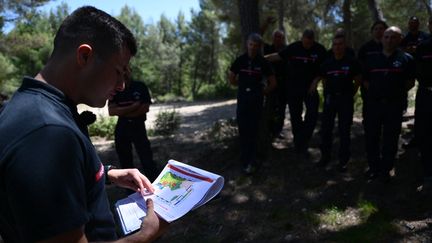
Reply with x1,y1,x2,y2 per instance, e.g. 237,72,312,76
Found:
370,20,388,31
302,29,315,39
247,33,263,44
51,6,137,59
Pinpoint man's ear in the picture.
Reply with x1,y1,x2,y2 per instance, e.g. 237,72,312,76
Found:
76,44,93,67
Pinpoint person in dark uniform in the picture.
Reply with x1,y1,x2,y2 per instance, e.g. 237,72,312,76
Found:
401,16,430,55
263,29,287,138
311,34,361,171
362,26,415,181
266,29,327,156
109,78,159,181
0,6,166,242
357,20,388,127
414,37,432,191
229,33,276,174
327,28,356,58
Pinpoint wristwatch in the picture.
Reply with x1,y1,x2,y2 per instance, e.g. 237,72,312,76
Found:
104,165,117,184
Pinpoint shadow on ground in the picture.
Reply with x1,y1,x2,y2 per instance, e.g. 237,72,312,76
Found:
95,102,432,243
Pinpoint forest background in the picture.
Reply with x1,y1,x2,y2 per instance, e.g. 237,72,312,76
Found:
0,0,431,103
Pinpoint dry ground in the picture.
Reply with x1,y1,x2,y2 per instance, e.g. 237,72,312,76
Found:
95,100,432,243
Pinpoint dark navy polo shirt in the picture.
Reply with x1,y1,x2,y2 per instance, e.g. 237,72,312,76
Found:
320,55,361,95
358,40,383,64
278,41,327,88
363,50,415,101
0,77,117,242
230,53,274,99
109,80,152,123
416,38,432,87
401,31,430,54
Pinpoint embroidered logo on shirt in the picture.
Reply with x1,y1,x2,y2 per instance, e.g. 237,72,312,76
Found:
393,61,402,68
95,163,104,182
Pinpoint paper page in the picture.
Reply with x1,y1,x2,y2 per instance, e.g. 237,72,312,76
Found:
116,159,224,230
115,196,147,234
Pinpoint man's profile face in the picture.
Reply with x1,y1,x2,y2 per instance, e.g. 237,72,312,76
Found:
80,47,132,107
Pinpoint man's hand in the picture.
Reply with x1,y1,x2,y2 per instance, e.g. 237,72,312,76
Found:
107,169,154,194
136,199,169,242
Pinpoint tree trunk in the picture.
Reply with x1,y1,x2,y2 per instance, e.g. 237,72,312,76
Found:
342,0,352,46
367,0,385,21
278,0,285,32
237,0,260,49
421,0,432,17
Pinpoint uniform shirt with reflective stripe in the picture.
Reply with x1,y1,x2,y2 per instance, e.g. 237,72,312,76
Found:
0,77,116,242
230,53,274,97
320,55,361,95
278,41,327,85
363,49,415,100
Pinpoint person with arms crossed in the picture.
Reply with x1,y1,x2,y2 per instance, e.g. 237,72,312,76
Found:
0,6,167,243
109,78,159,182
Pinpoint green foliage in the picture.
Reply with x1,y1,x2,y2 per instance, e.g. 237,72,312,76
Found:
0,52,16,92
318,206,345,226
153,109,181,136
195,82,236,100
357,200,378,220
88,116,117,139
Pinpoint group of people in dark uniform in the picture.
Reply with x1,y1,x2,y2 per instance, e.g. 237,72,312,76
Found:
229,16,432,191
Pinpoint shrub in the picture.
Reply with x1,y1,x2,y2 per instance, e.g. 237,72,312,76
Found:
153,109,181,136
88,116,117,139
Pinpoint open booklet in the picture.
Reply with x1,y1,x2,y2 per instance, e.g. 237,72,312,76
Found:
115,159,225,235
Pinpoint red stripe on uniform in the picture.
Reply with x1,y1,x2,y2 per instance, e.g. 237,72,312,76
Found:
370,68,402,73
167,164,214,183
240,69,262,75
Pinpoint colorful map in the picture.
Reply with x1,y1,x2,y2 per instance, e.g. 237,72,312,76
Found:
156,172,194,191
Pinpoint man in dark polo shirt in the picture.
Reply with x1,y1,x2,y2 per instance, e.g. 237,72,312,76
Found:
362,26,415,181
229,33,276,174
311,34,361,171
357,20,388,127
266,29,327,156
0,6,167,243
401,16,430,55
109,79,159,181
414,37,432,191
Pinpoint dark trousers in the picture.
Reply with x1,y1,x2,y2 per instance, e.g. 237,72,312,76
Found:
320,94,354,164
237,94,263,167
264,90,287,137
414,87,432,178
364,98,404,174
287,90,319,152
115,120,158,181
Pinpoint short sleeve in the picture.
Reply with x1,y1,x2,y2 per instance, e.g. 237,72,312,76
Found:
229,57,241,74
136,81,152,104
5,126,89,242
